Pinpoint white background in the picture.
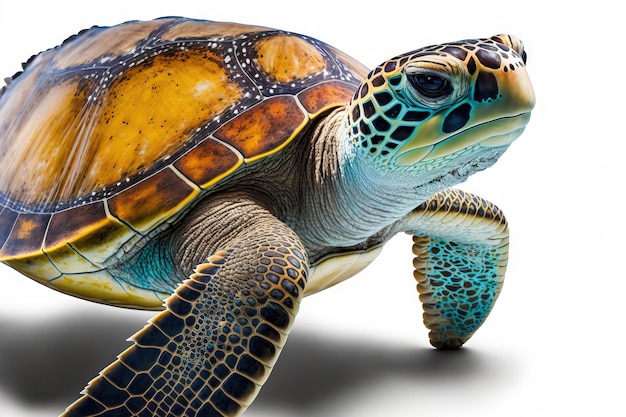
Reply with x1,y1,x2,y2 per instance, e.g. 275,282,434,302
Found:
0,1,623,416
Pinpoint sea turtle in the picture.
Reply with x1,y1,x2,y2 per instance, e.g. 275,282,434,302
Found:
0,17,534,417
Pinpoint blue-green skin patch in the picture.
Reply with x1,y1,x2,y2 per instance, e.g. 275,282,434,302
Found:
408,189,510,349
424,237,501,337
112,237,179,293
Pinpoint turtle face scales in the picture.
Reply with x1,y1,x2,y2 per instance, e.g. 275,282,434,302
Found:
346,34,535,188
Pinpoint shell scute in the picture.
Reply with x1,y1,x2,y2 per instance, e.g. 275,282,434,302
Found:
161,20,269,41
0,75,96,207
52,19,169,70
69,218,135,265
3,255,60,282
173,137,243,189
326,45,369,80
46,244,101,274
0,213,50,259
107,168,199,233
0,206,18,250
298,81,359,116
83,45,243,191
44,201,135,265
44,202,111,250
255,34,327,83
213,95,307,161
50,270,166,308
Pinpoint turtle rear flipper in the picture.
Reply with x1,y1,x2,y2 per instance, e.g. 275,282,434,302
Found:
63,205,308,417
403,189,509,349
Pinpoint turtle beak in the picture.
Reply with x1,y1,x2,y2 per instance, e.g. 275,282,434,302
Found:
487,33,535,114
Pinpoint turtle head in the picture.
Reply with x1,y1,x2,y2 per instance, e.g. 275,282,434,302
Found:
345,34,535,190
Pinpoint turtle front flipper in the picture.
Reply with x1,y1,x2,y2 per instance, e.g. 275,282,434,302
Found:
62,209,308,417
401,189,509,349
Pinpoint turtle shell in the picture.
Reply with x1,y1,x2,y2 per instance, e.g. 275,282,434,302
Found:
0,17,367,306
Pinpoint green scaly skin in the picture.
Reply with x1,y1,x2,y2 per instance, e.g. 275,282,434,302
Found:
65,35,534,416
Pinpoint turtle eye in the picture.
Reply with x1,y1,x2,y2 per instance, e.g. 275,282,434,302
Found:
403,62,469,108
410,73,450,98
406,68,453,100
405,66,455,106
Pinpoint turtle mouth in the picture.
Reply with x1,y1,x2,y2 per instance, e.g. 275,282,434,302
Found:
395,111,531,166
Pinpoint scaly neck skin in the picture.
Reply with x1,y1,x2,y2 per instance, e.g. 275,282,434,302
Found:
294,109,433,251
294,108,509,253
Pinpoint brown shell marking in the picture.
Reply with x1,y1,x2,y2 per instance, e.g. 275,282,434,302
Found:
298,81,359,116
214,96,308,161
0,210,60,281
108,168,200,233
173,137,243,189
0,212,50,259
0,201,134,274
0,46,242,207
44,201,134,265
